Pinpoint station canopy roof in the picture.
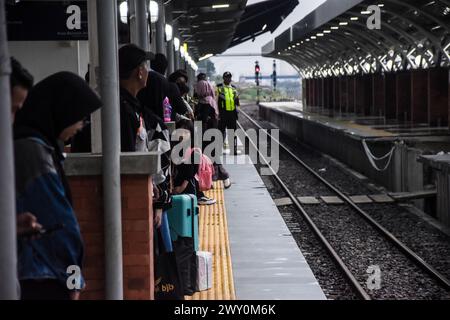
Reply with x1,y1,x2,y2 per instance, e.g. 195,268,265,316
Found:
173,0,299,59
262,0,450,78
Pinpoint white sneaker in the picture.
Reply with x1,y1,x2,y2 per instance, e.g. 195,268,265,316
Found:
223,178,231,189
198,196,217,206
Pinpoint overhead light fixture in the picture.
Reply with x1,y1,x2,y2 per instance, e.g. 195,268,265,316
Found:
174,37,180,51
323,30,331,33
311,36,317,39
378,4,385,7
262,24,267,31
119,1,128,24
212,4,230,9
199,53,214,61
361,10,371,14
350,17,359,21
317,33,324,37
331,26,339,30
165,24,173,41
339,22,348,26
149,1,159,23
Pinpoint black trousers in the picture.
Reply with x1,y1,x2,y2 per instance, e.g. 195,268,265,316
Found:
20,279,71,300
218,112,238,154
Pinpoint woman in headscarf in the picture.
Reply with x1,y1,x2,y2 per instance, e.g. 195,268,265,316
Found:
14,72,102,300
193,80,231,205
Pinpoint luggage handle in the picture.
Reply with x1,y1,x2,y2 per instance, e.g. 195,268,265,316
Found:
190,195,197,247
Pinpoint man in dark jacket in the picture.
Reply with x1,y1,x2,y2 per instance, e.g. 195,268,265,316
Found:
119,44,172,222
119,44,153,152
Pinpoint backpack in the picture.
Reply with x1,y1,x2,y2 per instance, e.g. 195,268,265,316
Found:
185,148,215,192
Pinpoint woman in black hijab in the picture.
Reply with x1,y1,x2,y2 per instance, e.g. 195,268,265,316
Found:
14,72,102,300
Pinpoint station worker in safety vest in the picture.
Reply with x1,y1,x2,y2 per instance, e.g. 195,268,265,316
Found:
216,71,240,155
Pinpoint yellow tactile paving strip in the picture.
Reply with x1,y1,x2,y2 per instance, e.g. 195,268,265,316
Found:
185,181,236,300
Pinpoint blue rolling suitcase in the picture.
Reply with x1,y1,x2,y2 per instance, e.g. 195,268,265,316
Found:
168,194,199,295
167,194,199,251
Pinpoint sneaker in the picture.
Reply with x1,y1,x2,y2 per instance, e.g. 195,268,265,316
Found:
223,178,231,189
198,196,217,206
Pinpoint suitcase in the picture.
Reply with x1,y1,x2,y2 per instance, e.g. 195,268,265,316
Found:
160,211,173,252
196,251,213,292
167,194,199,251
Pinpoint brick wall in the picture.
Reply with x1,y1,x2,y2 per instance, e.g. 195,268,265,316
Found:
69,175,154,300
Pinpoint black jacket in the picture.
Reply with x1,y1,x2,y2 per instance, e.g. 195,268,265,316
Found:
120,87,142,152
137,71,187,120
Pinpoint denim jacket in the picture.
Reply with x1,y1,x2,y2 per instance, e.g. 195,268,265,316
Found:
14,137,84,289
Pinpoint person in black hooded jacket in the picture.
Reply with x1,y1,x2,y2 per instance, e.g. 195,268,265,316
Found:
14,71,103,300
137,54,189,120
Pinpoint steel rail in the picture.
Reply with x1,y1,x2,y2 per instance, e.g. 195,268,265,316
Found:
239,108,450,292
236,120,372,300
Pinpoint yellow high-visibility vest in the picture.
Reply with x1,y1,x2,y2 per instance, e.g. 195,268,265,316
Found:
217,85,238,112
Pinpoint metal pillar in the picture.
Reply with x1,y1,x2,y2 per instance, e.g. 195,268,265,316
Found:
166,4,174,74
88,1,102,153
130,0,149,51
174,49,180,70
96,0,123,300
155,0,166,55
0,0,18,300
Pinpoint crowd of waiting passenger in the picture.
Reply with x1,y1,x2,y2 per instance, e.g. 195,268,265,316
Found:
9,43,240,300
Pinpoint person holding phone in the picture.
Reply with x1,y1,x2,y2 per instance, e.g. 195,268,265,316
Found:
13,72,102,300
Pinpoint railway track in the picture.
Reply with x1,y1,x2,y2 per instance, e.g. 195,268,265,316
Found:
237,108,450,300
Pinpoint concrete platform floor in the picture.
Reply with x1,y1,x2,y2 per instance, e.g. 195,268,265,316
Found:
223,155,326,300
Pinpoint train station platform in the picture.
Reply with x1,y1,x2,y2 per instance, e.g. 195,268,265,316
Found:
257,102,450,228
188,154,326,300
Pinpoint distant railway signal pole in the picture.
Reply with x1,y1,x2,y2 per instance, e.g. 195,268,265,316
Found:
255,60,260,105
272,59,277,92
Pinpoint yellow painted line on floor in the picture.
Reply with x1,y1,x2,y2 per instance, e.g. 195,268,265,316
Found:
186,181,236,300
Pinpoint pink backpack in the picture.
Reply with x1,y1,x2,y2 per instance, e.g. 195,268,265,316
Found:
186,148,215,192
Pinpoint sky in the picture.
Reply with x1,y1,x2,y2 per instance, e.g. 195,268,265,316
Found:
209,0,326,79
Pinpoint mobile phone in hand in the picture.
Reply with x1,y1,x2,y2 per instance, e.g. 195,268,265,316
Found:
20,223,65,239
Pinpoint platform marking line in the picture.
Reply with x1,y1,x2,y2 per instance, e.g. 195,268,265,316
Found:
185,181,236,300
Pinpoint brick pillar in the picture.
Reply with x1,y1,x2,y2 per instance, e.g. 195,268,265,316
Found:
69,174,154,300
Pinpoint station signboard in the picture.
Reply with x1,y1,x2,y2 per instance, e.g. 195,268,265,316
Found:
6,1,88,41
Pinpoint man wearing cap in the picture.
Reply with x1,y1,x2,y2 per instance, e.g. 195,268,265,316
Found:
118,44,153,152
217,71,240,155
